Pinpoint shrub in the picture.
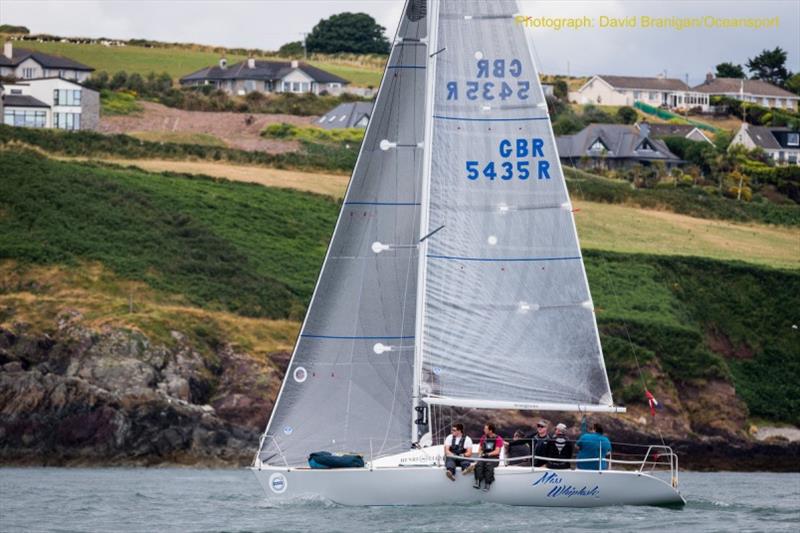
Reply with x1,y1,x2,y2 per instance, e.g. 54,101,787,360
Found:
616,106,638,124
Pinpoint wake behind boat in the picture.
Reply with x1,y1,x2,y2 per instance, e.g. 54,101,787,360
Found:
253,0,685,507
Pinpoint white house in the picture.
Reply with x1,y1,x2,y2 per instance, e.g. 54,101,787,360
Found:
2,77,99,130
731,123,800,166
570,75,711,111
180,58,349,96
0,42,94,82
692,74,799,112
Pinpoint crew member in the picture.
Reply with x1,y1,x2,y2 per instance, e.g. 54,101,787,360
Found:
466,422,504,491
443,423,472,481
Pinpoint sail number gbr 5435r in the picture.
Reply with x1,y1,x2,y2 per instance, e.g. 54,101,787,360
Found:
466,138,551,181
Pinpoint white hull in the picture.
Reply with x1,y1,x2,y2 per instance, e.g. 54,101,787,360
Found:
252,464,685,507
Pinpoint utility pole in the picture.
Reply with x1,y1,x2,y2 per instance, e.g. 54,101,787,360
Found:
685,73,689,120
300,32,308,60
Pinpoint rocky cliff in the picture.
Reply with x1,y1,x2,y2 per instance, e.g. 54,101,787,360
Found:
1,314,797,470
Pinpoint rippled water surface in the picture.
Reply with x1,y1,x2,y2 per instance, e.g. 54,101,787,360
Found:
1,469,798,532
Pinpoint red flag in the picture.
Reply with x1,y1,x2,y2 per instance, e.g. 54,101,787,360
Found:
645,390,658,417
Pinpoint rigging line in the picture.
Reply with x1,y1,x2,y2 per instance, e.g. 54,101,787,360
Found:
576,169,667,448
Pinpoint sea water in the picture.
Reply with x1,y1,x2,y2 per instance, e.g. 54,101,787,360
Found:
1,469,798,532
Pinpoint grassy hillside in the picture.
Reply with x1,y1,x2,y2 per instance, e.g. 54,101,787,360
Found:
1,150,798,424
0,150,337,319
9,41,383,86
565,167,800,227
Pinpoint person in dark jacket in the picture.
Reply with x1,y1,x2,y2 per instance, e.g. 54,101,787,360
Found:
507,420,550,467
529,420,550,467
505,430,531,466
544,422,574,470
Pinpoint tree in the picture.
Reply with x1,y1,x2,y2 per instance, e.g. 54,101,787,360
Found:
786,73,800,96
0,24,30,34
278,41,305,57
746,47,791,86
552,79,568,99
109,71,128,90
616,106,638,124
715,62,745,79
306,12,390,55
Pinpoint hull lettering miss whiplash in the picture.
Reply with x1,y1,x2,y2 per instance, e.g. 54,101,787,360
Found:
253,0,685,508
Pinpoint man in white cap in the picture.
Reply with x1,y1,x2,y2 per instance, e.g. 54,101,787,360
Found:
544,422,574,470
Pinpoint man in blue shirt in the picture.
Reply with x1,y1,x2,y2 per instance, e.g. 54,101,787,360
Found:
575,417,612,470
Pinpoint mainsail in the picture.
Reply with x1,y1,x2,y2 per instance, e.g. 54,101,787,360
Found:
258,0,428,466
417,0,615,411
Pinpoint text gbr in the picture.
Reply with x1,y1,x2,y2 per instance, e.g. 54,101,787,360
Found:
466,138,551,181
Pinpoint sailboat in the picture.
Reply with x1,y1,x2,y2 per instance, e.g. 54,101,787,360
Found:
252,0,685,507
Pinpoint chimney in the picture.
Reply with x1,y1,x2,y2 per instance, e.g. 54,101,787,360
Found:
247,57,255,69
3,42,12,59
706,72,714,83
219,57,227,70
656,72,665,80
291,60,299,69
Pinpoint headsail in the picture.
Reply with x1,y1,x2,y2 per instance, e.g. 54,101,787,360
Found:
418,0,615,410
258,0,428,466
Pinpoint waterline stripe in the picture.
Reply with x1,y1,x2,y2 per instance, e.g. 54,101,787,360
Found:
387,65,426,69
427,255,581,262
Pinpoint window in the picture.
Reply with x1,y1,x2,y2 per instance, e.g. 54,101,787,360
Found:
282,81,290,92
788,154,797,164
292,82,300,92
637,139,656,152
787,133,799,147
244,79,256,92
649,92,657,100
10,89,22,95
54,112,81,130
588,139,607,153
633,91,641,99
4,109,46,128
53,88,82,106
22,67,35,78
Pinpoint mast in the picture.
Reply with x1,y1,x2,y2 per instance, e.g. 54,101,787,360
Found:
411,0,440,445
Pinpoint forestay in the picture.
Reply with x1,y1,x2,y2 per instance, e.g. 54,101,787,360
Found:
419,0,615,409
258,0,428,466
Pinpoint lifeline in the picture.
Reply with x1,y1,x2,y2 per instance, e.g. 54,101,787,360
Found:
640,16,779,30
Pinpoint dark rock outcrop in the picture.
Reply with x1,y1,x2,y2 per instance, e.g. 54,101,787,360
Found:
1,314,797,470
0,314,283,466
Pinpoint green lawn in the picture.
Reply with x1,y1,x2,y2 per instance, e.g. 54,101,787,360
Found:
1,149,798,423
13,41,382,86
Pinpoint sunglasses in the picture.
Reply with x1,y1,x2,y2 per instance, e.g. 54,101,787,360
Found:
537,424,546,428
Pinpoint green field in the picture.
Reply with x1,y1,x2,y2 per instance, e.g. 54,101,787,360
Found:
1,150,798,423
11,41,383,86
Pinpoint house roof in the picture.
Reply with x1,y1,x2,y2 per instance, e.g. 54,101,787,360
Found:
642,122,710,141
743,125,796,150
317,101,373,129
594,75,689,92
180,60,348,85
556,123,682,161
2,94,49,108
692,77,798,98
2,47,94,71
